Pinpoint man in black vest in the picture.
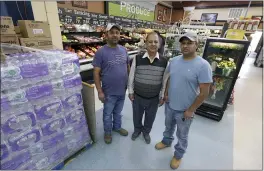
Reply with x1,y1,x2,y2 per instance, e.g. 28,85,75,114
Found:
128,32,168,144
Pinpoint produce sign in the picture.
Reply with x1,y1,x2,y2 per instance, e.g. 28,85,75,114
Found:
108,1,155,22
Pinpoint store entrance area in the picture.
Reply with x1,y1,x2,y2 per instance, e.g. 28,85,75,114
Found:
63,56,262,170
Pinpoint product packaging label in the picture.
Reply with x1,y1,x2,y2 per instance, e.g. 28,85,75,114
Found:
62,93,82,109
1,66,22,81
33,29,44,35
65,108,85,124
2,112,36,135
34,101,63,120
63,76,82,89
51,79,64,90
26,84,53,100
8,129,41,152
8,89,28,105
41,118,66,136
20,63,49,78
62,63,74,76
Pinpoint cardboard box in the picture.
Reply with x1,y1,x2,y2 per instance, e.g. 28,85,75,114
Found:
15,26,21,34
18,20,51,38
1,35,21,54
19,37,53,51
0,16,16,35
1,35,20,45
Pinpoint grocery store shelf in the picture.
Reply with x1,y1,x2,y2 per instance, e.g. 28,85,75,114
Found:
127,50,139,55
63,39,139,46
79,58,93,64
63,41,104,45
180,25,223,30
213,73,234,79
79,50,139,72
80,63,93,72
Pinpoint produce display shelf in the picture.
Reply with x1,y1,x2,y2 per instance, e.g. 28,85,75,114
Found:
78,50,139,64
213,73,233,79
63,41,104,45
63,39,140,46
79,58,93,64
51,141,93,170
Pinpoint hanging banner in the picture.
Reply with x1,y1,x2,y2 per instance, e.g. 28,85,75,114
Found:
108,1,155,22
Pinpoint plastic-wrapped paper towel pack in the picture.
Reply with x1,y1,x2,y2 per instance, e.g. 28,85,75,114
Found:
1,47,91,170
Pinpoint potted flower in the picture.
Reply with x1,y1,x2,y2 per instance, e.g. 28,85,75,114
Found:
222,61,236,76
217,61,236,76
211,77,225,99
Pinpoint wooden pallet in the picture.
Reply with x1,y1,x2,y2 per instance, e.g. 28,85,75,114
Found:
52,141,93,170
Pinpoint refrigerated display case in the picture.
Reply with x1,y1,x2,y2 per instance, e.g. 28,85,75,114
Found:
195,38,250,121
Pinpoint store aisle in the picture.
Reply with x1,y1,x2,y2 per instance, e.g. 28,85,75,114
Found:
233,56,262,170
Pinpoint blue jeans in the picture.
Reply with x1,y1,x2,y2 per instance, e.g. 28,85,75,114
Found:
162,103,193,160
103,95,125,135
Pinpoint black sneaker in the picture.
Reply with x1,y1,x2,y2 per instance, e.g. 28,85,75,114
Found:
131,132,141,141
143,133,151,144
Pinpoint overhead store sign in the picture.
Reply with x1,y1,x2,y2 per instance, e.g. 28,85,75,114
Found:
108,1,155,22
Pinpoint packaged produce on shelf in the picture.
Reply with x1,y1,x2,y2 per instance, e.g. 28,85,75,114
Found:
72,36,102,43
227,18,260,31
0,45,91,170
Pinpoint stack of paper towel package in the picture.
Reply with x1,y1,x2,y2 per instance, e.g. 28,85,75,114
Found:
1,49,91,170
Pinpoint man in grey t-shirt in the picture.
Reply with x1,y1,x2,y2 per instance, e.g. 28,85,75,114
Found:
155,31,213,169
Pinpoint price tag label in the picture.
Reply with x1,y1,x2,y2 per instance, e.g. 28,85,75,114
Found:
75,17,82,25
82,18,90,24
65,15,73,24
91,20,99,25
59,14,65,23
98,20,106,26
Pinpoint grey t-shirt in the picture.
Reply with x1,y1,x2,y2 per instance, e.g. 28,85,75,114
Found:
92,45,129,96
168,56,213,111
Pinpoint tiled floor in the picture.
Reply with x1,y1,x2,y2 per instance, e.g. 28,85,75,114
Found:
63,56,262,170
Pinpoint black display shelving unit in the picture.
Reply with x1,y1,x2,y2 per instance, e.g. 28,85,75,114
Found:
195,38,250,121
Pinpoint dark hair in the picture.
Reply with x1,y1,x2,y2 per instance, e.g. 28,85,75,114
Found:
153,30,165,55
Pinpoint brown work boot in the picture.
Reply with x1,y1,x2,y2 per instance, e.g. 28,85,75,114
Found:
155,142,169,150
104,134,112,144
113,128,128,136
170,156,181,170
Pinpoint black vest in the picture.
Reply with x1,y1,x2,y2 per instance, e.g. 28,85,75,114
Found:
134,52,167,99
